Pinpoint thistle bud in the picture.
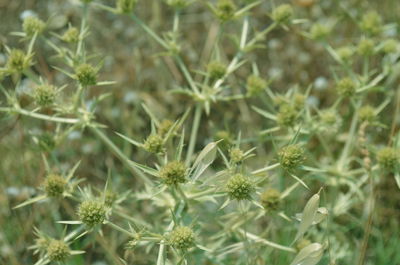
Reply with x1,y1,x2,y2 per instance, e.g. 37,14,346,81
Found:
277,104,298,127
78,200,106,227
143,134,164,153
336,46,354,63
358,105,375,123
310,23,330,41
166,0,189,9
360,11,382,36
33,83,56,107
271,4,293,24
43,174,67,197
226,173,254,200
117,0,137,14
46,240,70,262
75,63,97,86
158,119,174,136
168,226,195,250
159,161,187,185
278,144,305,170
246,75,267,96
215,0,237,22
382,39,398,54
229,147,244,164
105,190,117,206
6,49,32,73
260,188,281,211
377,147,398,172
62,27,79,43
207,61,226,81
357,38,375,57
23,16,46,37
336,77,356,97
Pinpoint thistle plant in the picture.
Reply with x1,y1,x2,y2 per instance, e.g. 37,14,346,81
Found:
2,0,400,265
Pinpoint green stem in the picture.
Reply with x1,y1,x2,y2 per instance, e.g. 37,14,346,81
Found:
185,104,202,165
0,107,79,124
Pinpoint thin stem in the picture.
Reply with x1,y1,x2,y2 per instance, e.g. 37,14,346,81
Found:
130,14,169,49
77,3,89,56
185,104,202,165
0,107,79,124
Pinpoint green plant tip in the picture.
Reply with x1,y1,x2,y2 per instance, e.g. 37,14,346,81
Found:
246,75,267,96
336,77,356,97
33,84,56,107
377,147,398,172
23,16,45,37
143,134,164,153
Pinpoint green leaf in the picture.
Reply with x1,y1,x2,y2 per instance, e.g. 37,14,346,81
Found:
293,192,320,243
290,243,323,265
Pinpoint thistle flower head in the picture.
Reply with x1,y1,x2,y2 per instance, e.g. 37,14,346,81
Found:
46,239,70,262
158,119,174,136
159,161,187,185
117,0,137,14
166,0,189,9
229,147,244,164
277,104,298,127
357,38,375,57
6,49,32,73
168,226,195,250
336,46,354,62
360,11,382,36
336,77,356,97
143,134,164,153
382,39,398,54
215,0,237,22
23,16,46,37
226,173,254,200
207,60,226,81
278,144,305,170
62,27,79,43
75,63,97,86
271,4,293,24
43,174,67,197
33,83,56,107
246,75,267,96
358,105,375,123
78,200,106,227
377,147,398,172
310,23,330,41
260,188,281,211
105,190,117,206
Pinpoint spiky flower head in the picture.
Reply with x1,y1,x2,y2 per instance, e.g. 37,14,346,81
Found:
215,0,237,22
166,0,189,9
336,46,354,62
277,104,298,127
226,173,254,200
357,38,375,57
43,174,67,197
23,16,45,37
159,161,187,185
75,63,97,86
143,134,164,153
358,105,375,123
117,0,137,13
105,190,117,206
62,27,79,43
78,200,106,227
271,4,293,24
246,75,267,96
310,23,330,41
33,83,56,107
158,119,174,136
46,240,70,262
336,77,356,97
229,147,244,164
377,147,398,172
6,49,32,73
168,226,195,250
260,188,281,211
382,39,398,54
207,60,226,81
360,11,382,36
278,144,305,170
